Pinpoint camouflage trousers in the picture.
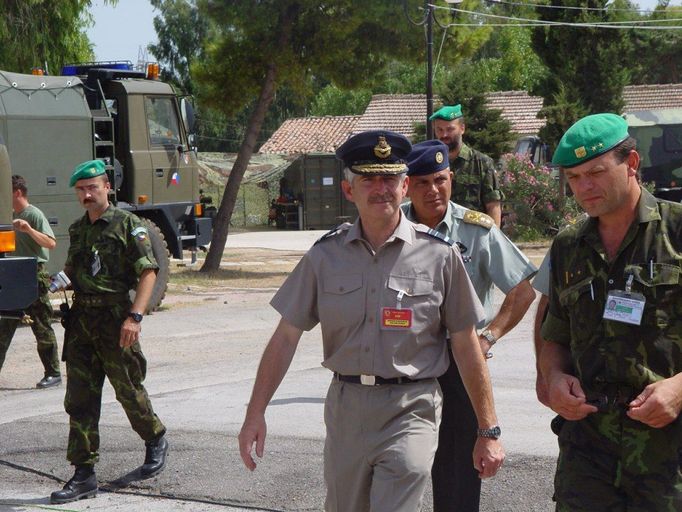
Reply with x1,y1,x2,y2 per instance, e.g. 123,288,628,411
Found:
63,300,165,466
552,410,682,511
0,266,59,377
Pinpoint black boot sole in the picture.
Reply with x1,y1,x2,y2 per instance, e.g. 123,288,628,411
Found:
50,489,97,504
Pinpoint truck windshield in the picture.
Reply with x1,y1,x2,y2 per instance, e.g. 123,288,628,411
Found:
145,96,181,147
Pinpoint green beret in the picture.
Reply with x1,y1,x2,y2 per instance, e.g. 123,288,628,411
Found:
429,104,463,122
552,113,629,168
69,159,106,187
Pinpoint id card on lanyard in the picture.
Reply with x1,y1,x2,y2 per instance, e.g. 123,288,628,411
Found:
602,274,645,325
381,289,413,329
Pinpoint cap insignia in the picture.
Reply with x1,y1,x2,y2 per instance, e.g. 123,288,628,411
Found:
435,151,444,164
574,146,587,159
373,136,392,160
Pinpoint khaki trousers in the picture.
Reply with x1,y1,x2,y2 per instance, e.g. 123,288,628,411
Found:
324,378,441,512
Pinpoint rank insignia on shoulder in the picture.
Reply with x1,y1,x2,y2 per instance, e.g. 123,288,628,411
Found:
463,210,494,230
131,226,148,241
314,223,351,245
415,224,455,246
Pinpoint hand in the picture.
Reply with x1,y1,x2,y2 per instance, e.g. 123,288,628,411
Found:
239,413,267,471
12,219,31,233
473,437,505,479
547,373,597,420
627,377,682,428
119,317,141,347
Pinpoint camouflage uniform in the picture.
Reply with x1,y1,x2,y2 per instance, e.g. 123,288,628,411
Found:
63,205,165,466
542,187,682,510
450,144,503,213
0,204,59,377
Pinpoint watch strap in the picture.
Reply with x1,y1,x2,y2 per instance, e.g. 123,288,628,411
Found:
477,425,501,439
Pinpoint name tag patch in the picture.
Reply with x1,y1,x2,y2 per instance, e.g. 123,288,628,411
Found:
381,307,413,329
603,290,645,326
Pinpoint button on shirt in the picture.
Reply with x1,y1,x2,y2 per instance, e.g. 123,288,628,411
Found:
270,213,485,379
404,201,537,326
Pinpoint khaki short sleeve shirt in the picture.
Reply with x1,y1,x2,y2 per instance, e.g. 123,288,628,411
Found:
271,214,485,379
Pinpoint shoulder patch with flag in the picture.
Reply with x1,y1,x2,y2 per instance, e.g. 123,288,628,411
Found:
131,226,148,241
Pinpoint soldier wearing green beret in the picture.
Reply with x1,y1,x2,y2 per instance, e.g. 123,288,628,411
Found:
430,105,503,227
540,113,682,510
51,160,168,504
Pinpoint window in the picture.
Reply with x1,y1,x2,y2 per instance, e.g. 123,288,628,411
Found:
145,96,181,146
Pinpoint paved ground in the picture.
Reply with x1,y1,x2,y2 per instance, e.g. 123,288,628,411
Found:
0,230,557,511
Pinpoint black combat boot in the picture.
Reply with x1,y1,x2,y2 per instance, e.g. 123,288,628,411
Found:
50,465,97,504
140,435,169,478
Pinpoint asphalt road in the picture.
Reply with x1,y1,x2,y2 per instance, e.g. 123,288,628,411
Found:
0,231,557,511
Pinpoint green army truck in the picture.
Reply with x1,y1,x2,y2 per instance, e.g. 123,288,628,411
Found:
0,62,213,310
624,109,682,203
0,134,38,313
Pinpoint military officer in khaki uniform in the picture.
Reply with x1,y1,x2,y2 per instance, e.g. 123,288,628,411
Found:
238,130,505,512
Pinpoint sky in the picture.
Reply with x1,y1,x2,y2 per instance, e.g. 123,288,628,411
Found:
85,0,678,65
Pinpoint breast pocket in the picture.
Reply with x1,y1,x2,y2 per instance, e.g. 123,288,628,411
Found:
626,263,681,329
320,274,364,328
558,277,599,345
94,237,125,276
387,274,437,325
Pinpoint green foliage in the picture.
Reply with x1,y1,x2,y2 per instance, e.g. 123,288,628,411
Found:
628,5,682,84
310,85,372,116
531,0,633,146
0,0,98,73
194,0,424,117
436,66,515,159
537,85,587,150
499,153,582,240
149,0,208,96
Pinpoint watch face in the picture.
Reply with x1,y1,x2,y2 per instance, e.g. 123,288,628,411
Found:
129,312,143,322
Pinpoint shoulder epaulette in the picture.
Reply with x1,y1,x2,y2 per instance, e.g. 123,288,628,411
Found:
414,224,455,246
314,222,351,245
462,210,494,230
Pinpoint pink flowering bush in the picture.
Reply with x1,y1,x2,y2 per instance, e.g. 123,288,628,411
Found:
499,153,581,241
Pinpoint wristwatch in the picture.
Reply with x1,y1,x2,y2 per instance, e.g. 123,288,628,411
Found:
480,328,497,346
128,312,144,323
477,425,502,439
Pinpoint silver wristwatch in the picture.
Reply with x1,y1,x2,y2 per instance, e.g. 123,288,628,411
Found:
480,328,497,346
477,425,502,439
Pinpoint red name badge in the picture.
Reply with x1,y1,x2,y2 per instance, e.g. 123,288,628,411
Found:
381,307,413,329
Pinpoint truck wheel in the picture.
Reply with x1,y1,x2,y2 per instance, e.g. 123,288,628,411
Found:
135,218,170,313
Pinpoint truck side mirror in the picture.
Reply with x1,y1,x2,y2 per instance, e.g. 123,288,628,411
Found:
180,98,196,134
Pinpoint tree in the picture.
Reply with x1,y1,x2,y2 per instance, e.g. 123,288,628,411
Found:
0,0,104,73
194,0,425,272
531,0,634,148
434,66,515,160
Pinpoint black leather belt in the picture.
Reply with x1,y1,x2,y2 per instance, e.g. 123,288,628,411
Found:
334,372,427,386
585,384,638,412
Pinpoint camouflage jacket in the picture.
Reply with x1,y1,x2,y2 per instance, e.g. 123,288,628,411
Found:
542,187,682,392
66,206,158,295
450,143,503,212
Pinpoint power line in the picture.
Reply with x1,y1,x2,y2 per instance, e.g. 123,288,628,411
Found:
432,4,682,29
482,0,670,13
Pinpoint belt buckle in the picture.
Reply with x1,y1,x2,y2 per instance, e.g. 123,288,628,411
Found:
360,375,376,386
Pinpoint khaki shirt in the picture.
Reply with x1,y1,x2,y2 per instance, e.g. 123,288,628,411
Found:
271,213,485,379
404,201,536,326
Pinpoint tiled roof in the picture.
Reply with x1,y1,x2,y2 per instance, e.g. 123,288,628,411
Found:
485,90,545,136
353,94,429,139
259,115,359,155
260,86,682,155
623,83,682,111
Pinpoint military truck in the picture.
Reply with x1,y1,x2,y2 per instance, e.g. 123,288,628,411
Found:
0,62,212,310
0,135,38,313
624,109,682,203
